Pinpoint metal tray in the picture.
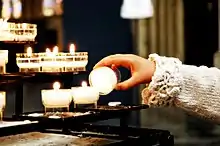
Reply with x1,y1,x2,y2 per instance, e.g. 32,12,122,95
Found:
74,104,148,113
16,111,102,124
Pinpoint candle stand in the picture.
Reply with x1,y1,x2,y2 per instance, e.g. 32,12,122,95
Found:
16,52,88,73
0,20,174,146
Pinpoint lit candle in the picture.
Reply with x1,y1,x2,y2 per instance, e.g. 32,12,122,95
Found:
41,82,72,111
52,46,58,62
0,92,6,121
53,46,59,54
72,81,99,105
46,48,51,54
69,43,75,55
26,47,32,63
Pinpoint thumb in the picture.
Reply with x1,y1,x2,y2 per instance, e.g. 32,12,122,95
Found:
115,76,138,90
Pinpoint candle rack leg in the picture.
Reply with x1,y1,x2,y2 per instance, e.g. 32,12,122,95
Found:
94,102,97,109
44,107,47,114
67,107,69,112
74,103,76,109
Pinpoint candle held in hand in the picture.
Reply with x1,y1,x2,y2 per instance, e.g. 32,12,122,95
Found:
89,67,121,95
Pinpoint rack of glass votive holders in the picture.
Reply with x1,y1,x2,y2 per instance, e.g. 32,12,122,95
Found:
16,52,88,72
0,19,37,42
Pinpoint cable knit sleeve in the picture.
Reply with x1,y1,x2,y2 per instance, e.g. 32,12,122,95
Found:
142,54,220,123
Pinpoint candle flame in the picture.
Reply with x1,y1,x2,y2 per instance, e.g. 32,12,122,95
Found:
22,23,27,29
81,81,87,87
53,81,61,90
26,47,32,57
69,44,75,55
46,48,51,53
53,46,59,54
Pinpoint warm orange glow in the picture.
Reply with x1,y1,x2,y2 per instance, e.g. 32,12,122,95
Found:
53,81,60,90
53,46,59,54
69,44,75,55
26,47,32,57
81,81,87,87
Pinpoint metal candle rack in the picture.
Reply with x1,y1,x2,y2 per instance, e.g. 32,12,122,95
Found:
0,20,174,146
0,73,174,146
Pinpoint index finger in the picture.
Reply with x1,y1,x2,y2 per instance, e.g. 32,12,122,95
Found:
93,54,130,69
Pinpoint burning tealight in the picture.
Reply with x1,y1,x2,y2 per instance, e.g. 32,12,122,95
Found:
108,102,121,107
41,82,72,112
0,92,6,121
72,81,99,106
89,67,121,95
41,47,63,72
0,50,8,74
53,46,59,54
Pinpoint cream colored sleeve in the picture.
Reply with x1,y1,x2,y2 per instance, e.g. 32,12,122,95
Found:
142,54,220,123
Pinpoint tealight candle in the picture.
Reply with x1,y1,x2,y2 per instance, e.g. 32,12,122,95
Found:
89,67,121,95
72,81,99,107
41,82,72,112
0,50,8,74
0,91,6,121
41,47,62,72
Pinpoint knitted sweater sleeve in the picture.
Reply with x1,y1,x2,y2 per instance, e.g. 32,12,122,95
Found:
142,54,220,123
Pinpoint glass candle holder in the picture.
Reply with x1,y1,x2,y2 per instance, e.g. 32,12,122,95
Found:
0,50,8,74
0,21,37,41
0,50,8,64
71,84,99,108
0,92,6,122
89,66,121,95
64,52,88,72
16,53,41,72
41,53,65,72
41,89,72,112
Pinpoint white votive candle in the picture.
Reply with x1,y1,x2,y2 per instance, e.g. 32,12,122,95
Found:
41,82,72,109
72,81,99,104
0,91,6,121
89,67,120,95
0,92,6,110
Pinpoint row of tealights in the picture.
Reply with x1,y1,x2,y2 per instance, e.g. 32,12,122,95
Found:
42,81,99,113
0,66,121,120
42,66,121,113
0,19,37,41
16,44,88,72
